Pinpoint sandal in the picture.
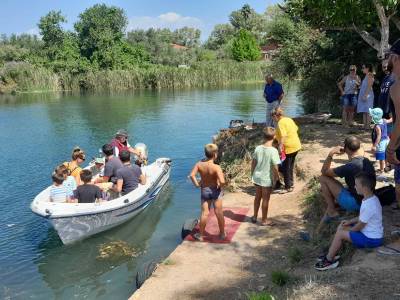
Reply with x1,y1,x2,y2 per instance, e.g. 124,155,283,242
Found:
250,216,257,224
378,246,400,255
260,220,275,226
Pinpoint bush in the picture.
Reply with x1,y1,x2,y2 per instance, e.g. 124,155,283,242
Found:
247,291,275,300
231,29,261,62
271,270,290,286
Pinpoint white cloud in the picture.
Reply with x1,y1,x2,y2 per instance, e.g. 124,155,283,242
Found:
128,12,203,31
25,27,40,36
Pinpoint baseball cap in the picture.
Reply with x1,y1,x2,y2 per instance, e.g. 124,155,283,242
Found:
115,129,128,137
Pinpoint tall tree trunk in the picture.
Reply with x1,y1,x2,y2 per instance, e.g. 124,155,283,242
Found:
374,0,390,59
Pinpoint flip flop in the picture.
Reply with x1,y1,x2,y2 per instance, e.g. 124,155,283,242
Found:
378,246,400,255
260,220,275,226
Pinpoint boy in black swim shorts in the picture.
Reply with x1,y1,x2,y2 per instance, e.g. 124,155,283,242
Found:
190,144,226,241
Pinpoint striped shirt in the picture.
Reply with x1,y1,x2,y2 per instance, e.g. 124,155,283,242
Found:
50,185,68,203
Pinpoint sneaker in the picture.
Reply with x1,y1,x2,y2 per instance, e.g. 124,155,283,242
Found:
316,254,340,262
314,257,339,271
192,233,204,242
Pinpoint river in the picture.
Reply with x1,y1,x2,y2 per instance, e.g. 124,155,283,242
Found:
0,84,303,299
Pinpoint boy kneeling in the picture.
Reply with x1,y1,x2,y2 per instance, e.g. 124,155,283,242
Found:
315,172,383,271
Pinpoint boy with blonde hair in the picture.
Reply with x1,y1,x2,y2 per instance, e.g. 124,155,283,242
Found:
190,143,226,241
251,127,280,225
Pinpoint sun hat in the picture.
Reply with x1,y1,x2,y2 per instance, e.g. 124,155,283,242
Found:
369,108,383,124
94,157,105,164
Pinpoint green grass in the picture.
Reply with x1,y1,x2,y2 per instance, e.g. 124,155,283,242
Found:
247,291,275,300
271,270,290,287
288,246,304,265
162,259,175,266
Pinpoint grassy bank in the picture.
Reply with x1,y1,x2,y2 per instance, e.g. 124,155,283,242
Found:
0,61,271,93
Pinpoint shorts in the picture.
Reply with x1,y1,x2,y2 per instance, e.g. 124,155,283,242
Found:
342,94,357,107
395,165,400,184
337,188,360,212
201,187,222,202
375,152,386,161
349,231,383,248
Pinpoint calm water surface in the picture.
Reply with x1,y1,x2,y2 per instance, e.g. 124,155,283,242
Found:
0,84,302,299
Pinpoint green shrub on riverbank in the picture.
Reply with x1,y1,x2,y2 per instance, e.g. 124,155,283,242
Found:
0,61,269,93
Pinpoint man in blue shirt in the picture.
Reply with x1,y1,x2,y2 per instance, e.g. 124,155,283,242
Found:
263,74,284,127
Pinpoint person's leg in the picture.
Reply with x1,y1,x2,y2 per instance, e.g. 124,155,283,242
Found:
379,160,384,172
396,183,400,208
287,151,298,189
261,187,273,224
395,165,400,208
326,227,351,261
366,113,372,129
281,154,292,189
213,198,225,236
319,175,343,216
253,185,262,219
342,106,347,126
199,200,211,237
266,102,273,127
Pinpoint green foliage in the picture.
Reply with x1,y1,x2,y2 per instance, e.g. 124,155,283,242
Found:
205,24,236,50
172,27,201,47
287,246,303,264
230,4,267,42
38,10,66,47
271,270,290,286
0,45,29,65
231,29,261,62
247,291,275,300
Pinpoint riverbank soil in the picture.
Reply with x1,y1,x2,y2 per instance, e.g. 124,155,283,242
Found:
131,122,400,300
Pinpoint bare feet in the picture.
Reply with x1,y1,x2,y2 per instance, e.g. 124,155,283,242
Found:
219,233,226,240
260,220,275,226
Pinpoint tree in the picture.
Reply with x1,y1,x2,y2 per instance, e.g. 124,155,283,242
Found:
74,4,127,63
205,24,236,50
284,0,400,58
38,10,66,47
172,27,201,47
229,4,267,42
231,29,261,61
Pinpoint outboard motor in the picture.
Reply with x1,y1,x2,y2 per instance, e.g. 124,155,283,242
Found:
134,143,148,166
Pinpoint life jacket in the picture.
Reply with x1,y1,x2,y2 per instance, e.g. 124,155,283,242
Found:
110,138,129,156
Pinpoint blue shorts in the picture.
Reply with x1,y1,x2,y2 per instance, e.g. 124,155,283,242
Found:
375,152,386,161
201,187,222,202
395,165,400,184
349,231,383,248
337,188,360,212
341,94,357,107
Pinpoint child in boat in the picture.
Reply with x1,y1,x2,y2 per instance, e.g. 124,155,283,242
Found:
369,108,392,173
49,172,69,203
73,169,103,203
251,127,281,225
55,164,76,201
315,172,383,271
189,143,226,241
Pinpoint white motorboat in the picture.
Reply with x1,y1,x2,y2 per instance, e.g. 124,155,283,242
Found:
31,158,171,245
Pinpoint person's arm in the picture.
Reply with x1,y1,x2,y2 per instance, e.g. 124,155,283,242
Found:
341,216,359,226
189,163,200,188
385,117,393,124
251,159,257,176
115,179,123,193
321,146,343,177
216,166,226,188
272,164,279,186
337,76,345,95
95,187,103,203
372,126,381,152
139,173,146,185
387,85,400,164
349,221,366,232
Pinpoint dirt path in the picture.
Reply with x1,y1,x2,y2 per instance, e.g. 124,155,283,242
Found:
131,123,400,300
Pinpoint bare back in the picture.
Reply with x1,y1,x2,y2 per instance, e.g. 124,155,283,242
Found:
196,160,224,188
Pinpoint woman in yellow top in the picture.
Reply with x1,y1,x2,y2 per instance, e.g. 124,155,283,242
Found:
272,107,301,192
63,147,86,185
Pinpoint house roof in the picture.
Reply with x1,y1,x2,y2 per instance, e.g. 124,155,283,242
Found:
170,43,188,50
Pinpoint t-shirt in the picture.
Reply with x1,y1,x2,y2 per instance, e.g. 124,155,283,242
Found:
359,195,383,239
104,157,123,184
377,73,395,118
50,185,68,203
333,156,376,202
73,184,102,203
264,80,283,103
252,145,281,187
63,162,82,181
63,176,77,197
116,164,142,195
275,117,302,154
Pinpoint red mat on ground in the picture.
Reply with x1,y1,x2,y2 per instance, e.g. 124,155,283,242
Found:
185,207,249,244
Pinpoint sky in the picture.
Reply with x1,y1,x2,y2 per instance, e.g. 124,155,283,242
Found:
0,0,281,39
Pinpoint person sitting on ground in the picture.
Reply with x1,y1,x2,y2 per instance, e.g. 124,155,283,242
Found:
73,169,103,203
63,147,86,185
369,108,392,173
319,136,376,226
110,129,143,158
55,164,76,201
189,143,226,241
115,150,146,196
271,107,301,193
251,127,280,226
49,172,69,203
315,172,383,271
